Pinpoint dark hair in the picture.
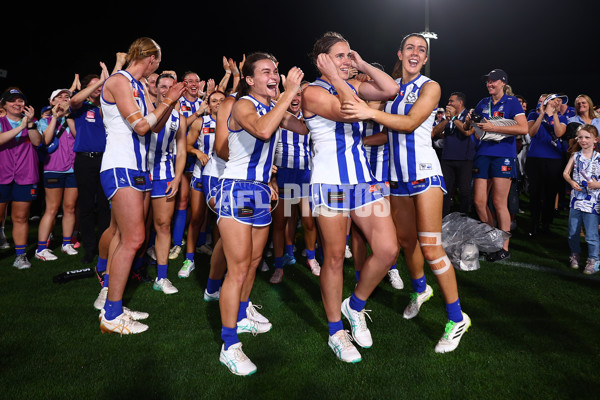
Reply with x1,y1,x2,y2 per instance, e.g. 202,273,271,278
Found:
450,91,466,105
399,33,428,52
182,71,199,81
81,74,99,89
310,31,348,69
207,90,225,103
236,52,278,99
156,73,176,88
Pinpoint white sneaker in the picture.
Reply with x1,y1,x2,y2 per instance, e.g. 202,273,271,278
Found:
403,284,433,319
61,243,78,255
341,297,373,348
35,248,57,261
328,330,362,363
99,306,149,321
236,317,272,335
308,258,321,276
269,268,284,284
100,312,148,335
259,259,269,272
0,235,10,250
94,287,108,310
13,254,31,269
196,243,213,255
387,269,404,290
434,312,471,353
153,278,179,294
146,246,157,261
344,245,353,259
246,301,269,324
204,288,220,302
168,245,182,260
219,343,257,376
178,259,195,278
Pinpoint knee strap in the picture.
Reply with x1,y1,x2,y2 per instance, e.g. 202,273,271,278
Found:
418,232,442,247
426,254,452,275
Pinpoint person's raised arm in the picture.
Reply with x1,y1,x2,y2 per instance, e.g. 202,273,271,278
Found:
112,52,127,75
341,80,441,133
350,50,399,101
70,62,110,110
0,106,37,146
233,67,304,140
218,56,232,93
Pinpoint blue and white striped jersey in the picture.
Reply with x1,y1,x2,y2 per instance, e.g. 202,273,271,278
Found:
148,109,181,180
274,111,311,170
100,70,150,172
385,75,441,182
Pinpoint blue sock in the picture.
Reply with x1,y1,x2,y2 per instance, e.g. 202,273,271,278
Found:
346,235,350,245
317,246,324,261
15,244,26,256
446,299,463,322
389,264,397,271
237,300,249,322
132,257,143,272
274,256,285,270
349,292,366,312
96,257,107,273
157,264,168,280
411,275,427,293
285,244,294,257
103,274,109,288
172,209,187,246
306,249,315,260
196,232,206,246
37,240,47,252
221,326,239,350
328,320,344,336
62,236,71,246
355,270,361,282
103,299,123,320
206,278,221,294
186,252,194,262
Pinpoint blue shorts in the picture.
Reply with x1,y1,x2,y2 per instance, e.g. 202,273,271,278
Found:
0,182,38,203
185,156,195,173
310,182,385,213
100,168,152,200
191,176,204,193
215,179,272,226
203,175,220,205
276,167,311,200
150,179,176,198
390,175,447,197
44,172,77,189
473,155,516,179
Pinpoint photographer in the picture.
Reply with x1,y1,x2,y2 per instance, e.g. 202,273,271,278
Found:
526,94,568,237
432,92,474,216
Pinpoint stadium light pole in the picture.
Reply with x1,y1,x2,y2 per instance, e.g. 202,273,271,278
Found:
420,0,438,77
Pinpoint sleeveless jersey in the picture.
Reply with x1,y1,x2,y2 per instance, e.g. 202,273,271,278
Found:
305,79,374,185
274,111,311,170
361,120,389,182
100,70,150,172
221,95,279,183
385,75,441,182
192,115,217,178
178,95,202,119
148,109,181,181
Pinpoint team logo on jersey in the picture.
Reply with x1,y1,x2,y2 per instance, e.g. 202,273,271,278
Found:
493,111,504,118
195,181,203,189
170,121,178,131
419,163,433,171
86,110,96,122
405,92,418,104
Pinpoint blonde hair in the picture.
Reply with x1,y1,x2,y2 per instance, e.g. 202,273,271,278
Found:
575,94,599,119
126,37,161,65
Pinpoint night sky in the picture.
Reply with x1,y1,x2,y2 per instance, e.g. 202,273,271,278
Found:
3,0,598,113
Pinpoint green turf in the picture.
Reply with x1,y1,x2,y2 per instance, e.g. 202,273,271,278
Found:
1,198,599,399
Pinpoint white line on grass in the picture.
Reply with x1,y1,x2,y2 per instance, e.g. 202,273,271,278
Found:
496,260,600,282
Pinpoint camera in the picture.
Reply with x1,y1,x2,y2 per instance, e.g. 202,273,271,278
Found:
470,112,483,124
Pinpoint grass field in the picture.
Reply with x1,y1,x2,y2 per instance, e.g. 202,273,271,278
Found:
1,196,600,400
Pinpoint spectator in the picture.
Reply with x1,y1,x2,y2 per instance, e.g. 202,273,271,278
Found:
433,92,475,216
526,93,568,237
558,94,576,119
0,88,41,269
432,107,445,160
569,94,600,131
562,124,600,274
35,89,79,261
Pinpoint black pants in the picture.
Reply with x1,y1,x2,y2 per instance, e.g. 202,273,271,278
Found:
441,159,473,216
74,153,110,257
526,156,563,231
